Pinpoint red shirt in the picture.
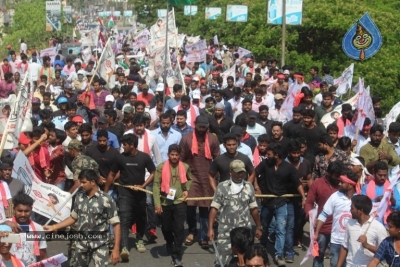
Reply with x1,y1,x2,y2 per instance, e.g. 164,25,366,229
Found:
48,144,66,185
137,93,154,107
304,177,339,235
31,147,50,181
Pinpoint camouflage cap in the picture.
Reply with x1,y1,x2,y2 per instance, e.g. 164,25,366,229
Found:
68,139,83,150
230,160,246,173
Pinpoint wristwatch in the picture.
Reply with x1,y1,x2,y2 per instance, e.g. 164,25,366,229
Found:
256,226,263,231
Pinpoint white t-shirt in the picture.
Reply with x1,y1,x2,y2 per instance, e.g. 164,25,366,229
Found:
10,221,47,266
0,181,12,223
318,191,354,245
247,123,267,143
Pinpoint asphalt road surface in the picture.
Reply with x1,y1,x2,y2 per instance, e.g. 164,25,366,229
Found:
48,223,326,267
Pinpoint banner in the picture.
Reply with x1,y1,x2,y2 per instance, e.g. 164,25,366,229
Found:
99,40,116,88
267,0,303,25
46,1,61,31
385,101,400,131
221,65,236,88
150,10,177,46
237,46,251,58
12,153,72,222
81,27,99,46
63,6,72,24
4,83,30,149
186,35,200,45
320,94,360,128
354,79,375,130
334,63,354,96
205,7,222,20
300,206,318,265
0,95,16,137
185,39,207,63
213,35,219,45
226,5,248,22
148,46,171,78
280,81,301,121
27,253,68,267
184,5,198,15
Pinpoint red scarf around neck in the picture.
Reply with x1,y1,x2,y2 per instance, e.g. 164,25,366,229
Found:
0,181,9,208
192,132,212,160
16,62,29,73
253,147,260,167
12,217,40,256
137,131,150,155
10,254,24,267
161,160,188,194
178,105,196,127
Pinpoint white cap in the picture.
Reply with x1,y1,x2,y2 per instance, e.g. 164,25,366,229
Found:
192,90,201,99
77,69,86,75
156,83,164,92
283,70,290,75
193,77,199,82
105,95,115,102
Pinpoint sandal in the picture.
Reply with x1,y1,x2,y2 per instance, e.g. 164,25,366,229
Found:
199,241,209,250
185,233,196,246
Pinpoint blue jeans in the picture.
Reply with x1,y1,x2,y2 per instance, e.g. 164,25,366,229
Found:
284,202,295,257
330,243,345,267
260,204,287,257
146,184,157,230
312,233,330,267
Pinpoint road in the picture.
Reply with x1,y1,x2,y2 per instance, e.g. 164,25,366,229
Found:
48,224,327,267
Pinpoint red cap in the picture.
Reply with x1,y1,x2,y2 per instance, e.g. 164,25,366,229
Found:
19,133,31,145
72,116,84,123
277,74,285,79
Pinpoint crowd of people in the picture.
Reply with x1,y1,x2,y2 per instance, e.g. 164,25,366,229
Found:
0,36,399,267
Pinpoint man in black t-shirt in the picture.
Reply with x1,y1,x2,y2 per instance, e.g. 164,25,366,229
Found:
104,109,125,141
270,121,291,157
209,133,255,193
283,106,303,139
105,134,156,260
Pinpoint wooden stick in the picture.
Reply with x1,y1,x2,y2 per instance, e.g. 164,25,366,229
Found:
86,37,111,92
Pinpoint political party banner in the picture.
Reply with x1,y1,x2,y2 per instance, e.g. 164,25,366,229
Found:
39,47,57,64
0,95,16,137
12,153,72,222
99,40,116,88
237,46,251,58
268,0,303,25
148,46,171,77
63,6,72,24
186,35,200,45
137,34,149,48
334,63,354,96
205,7,222,20
81,27,99,46
342,12,383,61
158,9,168,18
184,5,198,15
226,5,248,22
221,65,236,88
27,253,68,267
124,10,133,17
3,83,30,149
150,10,177,46
320,93,360,128
46,1,62,31
185,39,207,63
280,81,301,121
385,101,400,131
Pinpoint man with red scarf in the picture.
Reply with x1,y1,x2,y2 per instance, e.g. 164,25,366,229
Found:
179,115,220,249
173,95,200,128
153,144,193,267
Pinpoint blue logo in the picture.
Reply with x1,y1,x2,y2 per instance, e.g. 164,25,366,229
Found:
342,12,382,61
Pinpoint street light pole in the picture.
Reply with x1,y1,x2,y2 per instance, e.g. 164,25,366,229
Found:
281,0,286,66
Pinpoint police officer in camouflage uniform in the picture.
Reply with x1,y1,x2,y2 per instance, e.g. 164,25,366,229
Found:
68,139,100,194
208,160,263,267
44,169,121,267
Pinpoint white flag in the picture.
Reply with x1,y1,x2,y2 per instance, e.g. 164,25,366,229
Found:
334,63,354,96
27,253,68,267
185,39,207,63
99,40,116,88
221,65,236,88
300,206,318,265
280,81,300,121
237,46,251,59
354,78,375,130
213,35,219,45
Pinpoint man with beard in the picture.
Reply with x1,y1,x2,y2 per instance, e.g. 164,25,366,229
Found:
173,95,200,127
223,76,235,100
294,109,326,167
255,143,306,266
9,193,48,266
122,106,135,132
92,117,120,149
256,105,273,136
284,140,312,262
179,116,220,249
208,160,262,267
172,110,194,137
0,159,24,197
104,109,125,141
234,98,252,125
152,113,182,162
213,103,234,143
105,134,156,258
253,134,270,167
336,103,352,137
337,195,387,267
327,123,339,147
305,161,343,266
214,90,233,119
270,121,291,156
315,92,335,126
46,128,67,190
78,123,97,153
283,106,303,139
360,124,400,170
268,94,287,124
210,133,255,192
246,111,267,143
314,171,358,267
313,133,350,180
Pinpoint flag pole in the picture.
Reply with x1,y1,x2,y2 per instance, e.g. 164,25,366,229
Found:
162,3,169,109
86,37,111,91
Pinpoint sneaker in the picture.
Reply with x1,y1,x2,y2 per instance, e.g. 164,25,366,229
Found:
148,228,158,242
120,247,129,262
275,256,286,267
285,255,294,263
131,224,137,234
172,258,183,267
136,240,146,253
